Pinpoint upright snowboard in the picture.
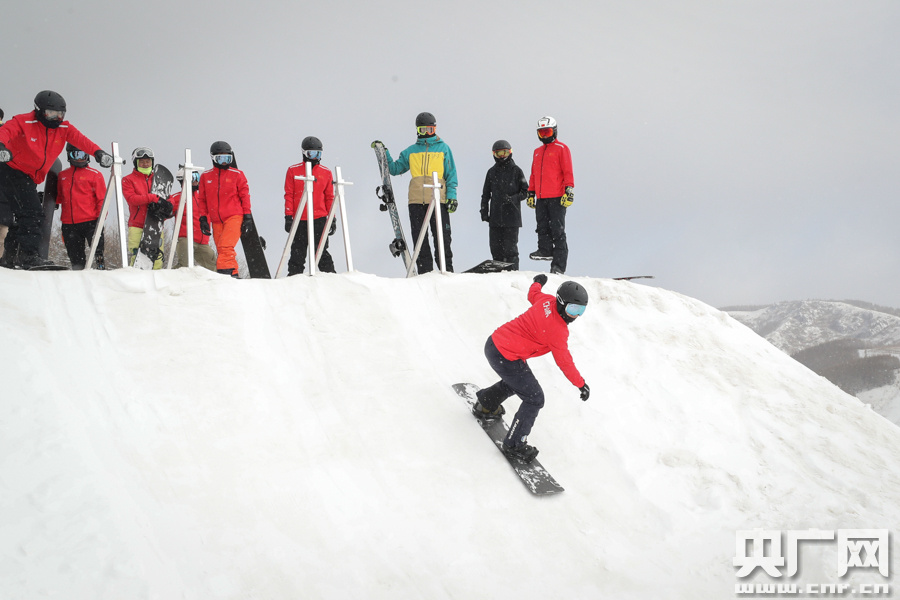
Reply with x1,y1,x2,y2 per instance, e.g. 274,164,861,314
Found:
372,141,413,273
240,214,271,278
452,382,564,495
38,158,63,260
133,164,174,270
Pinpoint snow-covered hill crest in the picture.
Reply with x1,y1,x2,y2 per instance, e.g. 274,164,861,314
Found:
1,269,899,599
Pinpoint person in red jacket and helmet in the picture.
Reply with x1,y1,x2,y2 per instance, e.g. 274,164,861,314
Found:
527,116,574,275
172,166,216,271
122,147,173,269
197,140,252,277
472,274,591,463
283,136,336,275
0,90,113,269
56,144,107,269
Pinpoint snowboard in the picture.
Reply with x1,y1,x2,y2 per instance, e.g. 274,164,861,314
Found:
452,382,564,495
464,259,515,274
372,141,413,273
612,275,654,281
38,158,63,260
133,164,174,270
240,214,271,278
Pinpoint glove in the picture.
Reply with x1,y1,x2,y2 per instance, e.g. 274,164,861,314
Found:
157,198,173,219
284,214,293,233
526,191,536,209
446,198,458,213
241,213,254,234
94,150,113,168
561,186,574,208
533,274,548,287
370,140,382,148
199,216,212,236
579,383,590,402
0,142,11,163
329,219,337,236
480,207,489,222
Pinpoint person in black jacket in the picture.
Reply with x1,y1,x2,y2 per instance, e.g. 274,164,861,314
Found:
480,140,529,270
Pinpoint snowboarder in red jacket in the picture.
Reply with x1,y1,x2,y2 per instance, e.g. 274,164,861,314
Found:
473,274,591,462
527,116,574,275
0,91,113,269
57,144,107,269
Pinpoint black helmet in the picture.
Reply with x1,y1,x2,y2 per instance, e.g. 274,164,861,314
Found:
301,136,323,151
67,143,90,167
210,140,235,169
34,90,67,129
556,281,588,323
415,112,436,127
491,140,511,153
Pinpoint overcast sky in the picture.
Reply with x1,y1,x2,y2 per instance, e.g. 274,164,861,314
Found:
4,0,898,308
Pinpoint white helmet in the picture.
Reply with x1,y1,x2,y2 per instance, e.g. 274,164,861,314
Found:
537,116,557,129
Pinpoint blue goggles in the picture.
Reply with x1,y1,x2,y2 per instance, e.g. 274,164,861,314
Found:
304,149,323,161
212,154,233,166
191,172,200,183
68,150,89,161
565,303,587,318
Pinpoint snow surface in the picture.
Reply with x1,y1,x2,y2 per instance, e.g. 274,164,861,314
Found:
2,268,899,599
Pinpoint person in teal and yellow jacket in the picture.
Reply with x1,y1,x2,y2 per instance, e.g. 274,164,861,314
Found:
377,111,457,273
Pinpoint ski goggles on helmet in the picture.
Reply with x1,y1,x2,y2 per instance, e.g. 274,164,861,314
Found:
416,125,436,136
537,127,555,139
212,153,233,166
133,147,154,160
492,148,511,159
304,149,323,161
564,303,587,318
43,109,65,121
191,172,201,184
68,149,89,161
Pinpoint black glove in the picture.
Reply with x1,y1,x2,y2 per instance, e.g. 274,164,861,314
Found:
0,142,11,163
480,207,489,222
446,198,458,213
94,150,113,168
37,191,45,203
199,216,212,236
157,198,173,219
284,215,293,233
579,383,590,402
241,213,254,234
526,191,536,209
329,219,337,236
370,140,383,148
533,274,548,287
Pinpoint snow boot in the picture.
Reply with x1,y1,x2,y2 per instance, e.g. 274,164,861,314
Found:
529,250,553,261
472,401,506,420
19,254,56,269
502,441,539,463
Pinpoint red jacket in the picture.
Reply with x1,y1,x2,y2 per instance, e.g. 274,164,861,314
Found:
171,187,210,244
122,169,162,229
528,140,574,199
197,166,251,224
284,162,334,220
0,112,102,184
491,282,585,388
56,165,106,224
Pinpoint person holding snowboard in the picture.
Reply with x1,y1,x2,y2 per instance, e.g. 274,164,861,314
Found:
377,111,457,273
122,147,173,269
480,140,529,270
172,166,217,271
527,116,574,275
56,144,107,270
472,274,590,463
0,90,113,269
283,136,336,275
197,140,252,277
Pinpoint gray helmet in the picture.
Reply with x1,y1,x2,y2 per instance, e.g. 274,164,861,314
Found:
491,140,511,152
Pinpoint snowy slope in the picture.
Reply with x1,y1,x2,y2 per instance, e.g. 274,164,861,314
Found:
1,269,899,599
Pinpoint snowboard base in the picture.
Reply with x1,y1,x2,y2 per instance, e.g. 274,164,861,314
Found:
452,382,564,495
240,214,271,279
464,259,515,274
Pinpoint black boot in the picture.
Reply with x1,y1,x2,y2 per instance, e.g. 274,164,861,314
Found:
502,441,539,463
472,401,505,420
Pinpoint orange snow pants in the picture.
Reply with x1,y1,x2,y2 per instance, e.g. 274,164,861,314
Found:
212,214,243,275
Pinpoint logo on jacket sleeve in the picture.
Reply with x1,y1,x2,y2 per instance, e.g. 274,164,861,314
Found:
543,300,552,318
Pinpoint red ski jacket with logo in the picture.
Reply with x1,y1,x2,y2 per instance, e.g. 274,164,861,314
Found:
490,281,585,388
0,112,102,184
528,140,574,199
122,169,162,229
197,166,251,224
56,165,106,225
284,162,335,220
